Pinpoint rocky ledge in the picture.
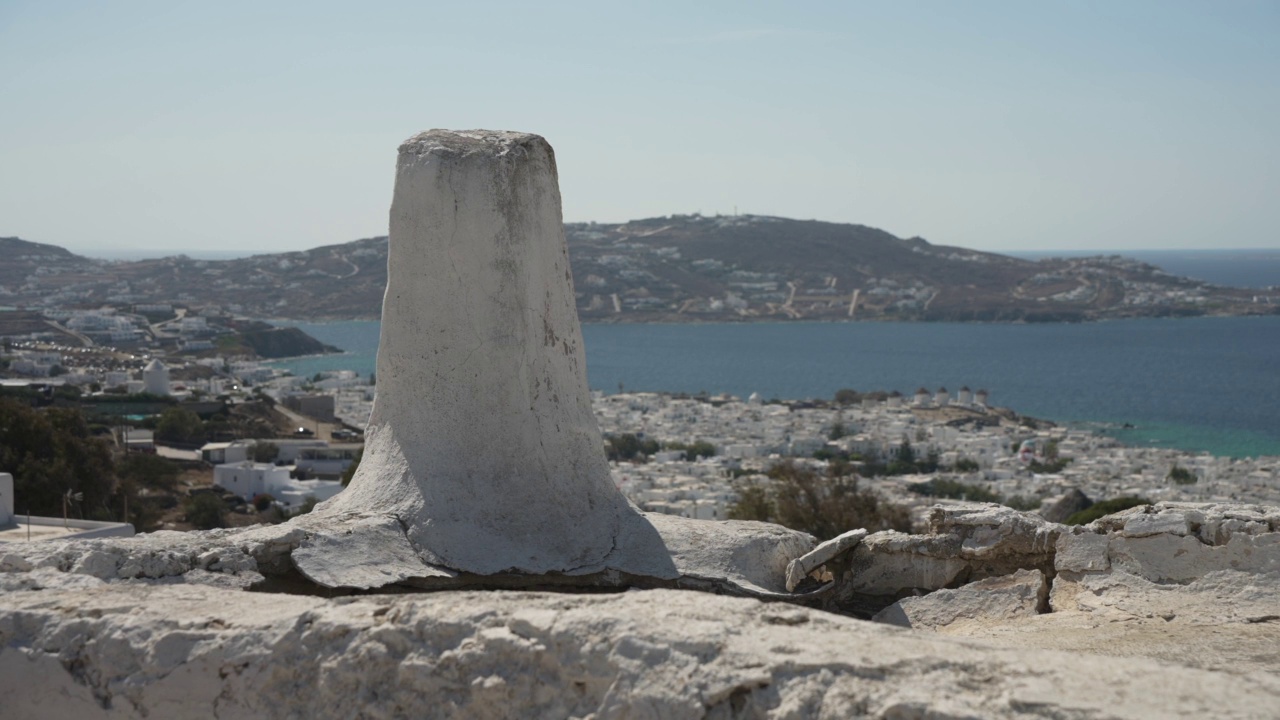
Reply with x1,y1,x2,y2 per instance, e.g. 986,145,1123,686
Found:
2,501,1278,719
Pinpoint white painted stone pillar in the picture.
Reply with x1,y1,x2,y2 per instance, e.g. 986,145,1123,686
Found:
0,473,13,525
324,130,630,575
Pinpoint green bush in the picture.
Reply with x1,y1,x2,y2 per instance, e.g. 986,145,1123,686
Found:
1167,464,1197,485
249,441,279,463
117,453,181,492
185,493,227,529
1064,496,1150,526
341,449,362,486
1003,495,1042,512
1028,457,1071,474
827,421,848,441
662,439,716,462
605,433,660,462
727,461,912,539
833,388,860,405
294,496,320,516
0,399,116,519
155,406,206,444
908,477,1002,503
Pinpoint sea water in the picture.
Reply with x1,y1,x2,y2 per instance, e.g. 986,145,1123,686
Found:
269,315,1280,458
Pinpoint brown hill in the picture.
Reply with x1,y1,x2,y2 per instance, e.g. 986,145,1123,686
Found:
0,216,1267,322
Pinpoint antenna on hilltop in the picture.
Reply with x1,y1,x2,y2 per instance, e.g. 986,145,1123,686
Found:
63,489,82,529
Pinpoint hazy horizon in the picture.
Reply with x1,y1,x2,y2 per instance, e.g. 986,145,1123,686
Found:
36,234,1280,292
45,233,1280,264
26,219,1280,263
3,1,1278,255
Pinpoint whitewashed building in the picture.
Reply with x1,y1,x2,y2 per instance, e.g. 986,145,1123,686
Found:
212,462,344,510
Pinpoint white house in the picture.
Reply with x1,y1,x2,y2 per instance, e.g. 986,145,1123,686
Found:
200,440,251,465
105,371,132,387
274,479,344,510
294,444,362,479
212,462,343,510
213,462,291,499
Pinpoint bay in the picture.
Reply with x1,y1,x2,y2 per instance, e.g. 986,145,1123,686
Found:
270,316,1280,459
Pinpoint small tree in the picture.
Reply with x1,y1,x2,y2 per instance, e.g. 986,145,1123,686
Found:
185,493,226,529
1167,464,1197,485
1002,495,1042,512
726,481,773,523
727,461,912,540
252,493,275,512
294,495,320,516
605,434,660,462
827,419,847,441
833,388,860,406
895,439,916,465
1064,496,1150,526
249,441,279,463
662,440,715,462
908,477,1002,503
341,449,363,486
155,406,206,445
117,453,181,492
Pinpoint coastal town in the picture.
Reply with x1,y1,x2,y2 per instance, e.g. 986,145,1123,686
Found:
0,226,1276,537
8,7,1280,714
2,325,1276,537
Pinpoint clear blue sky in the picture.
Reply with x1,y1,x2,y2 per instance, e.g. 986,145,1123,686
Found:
2,1,1277,256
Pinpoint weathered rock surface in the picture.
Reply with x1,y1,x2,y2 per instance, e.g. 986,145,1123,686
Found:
3,584,1279,720
784,528,865,592
917,502,1280,678
835,503,1060,614
0,523,303,586
4,500,1280,717
872,568,1048,631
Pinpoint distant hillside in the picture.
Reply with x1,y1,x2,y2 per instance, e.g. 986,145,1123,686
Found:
1,216,1272,322
231,324,343,359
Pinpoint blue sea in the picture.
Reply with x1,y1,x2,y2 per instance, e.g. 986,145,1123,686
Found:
270,315,1280,459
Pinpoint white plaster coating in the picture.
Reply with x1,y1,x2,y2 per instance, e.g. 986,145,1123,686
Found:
319,130,630,575
298,129,816,591
290,514,456,589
